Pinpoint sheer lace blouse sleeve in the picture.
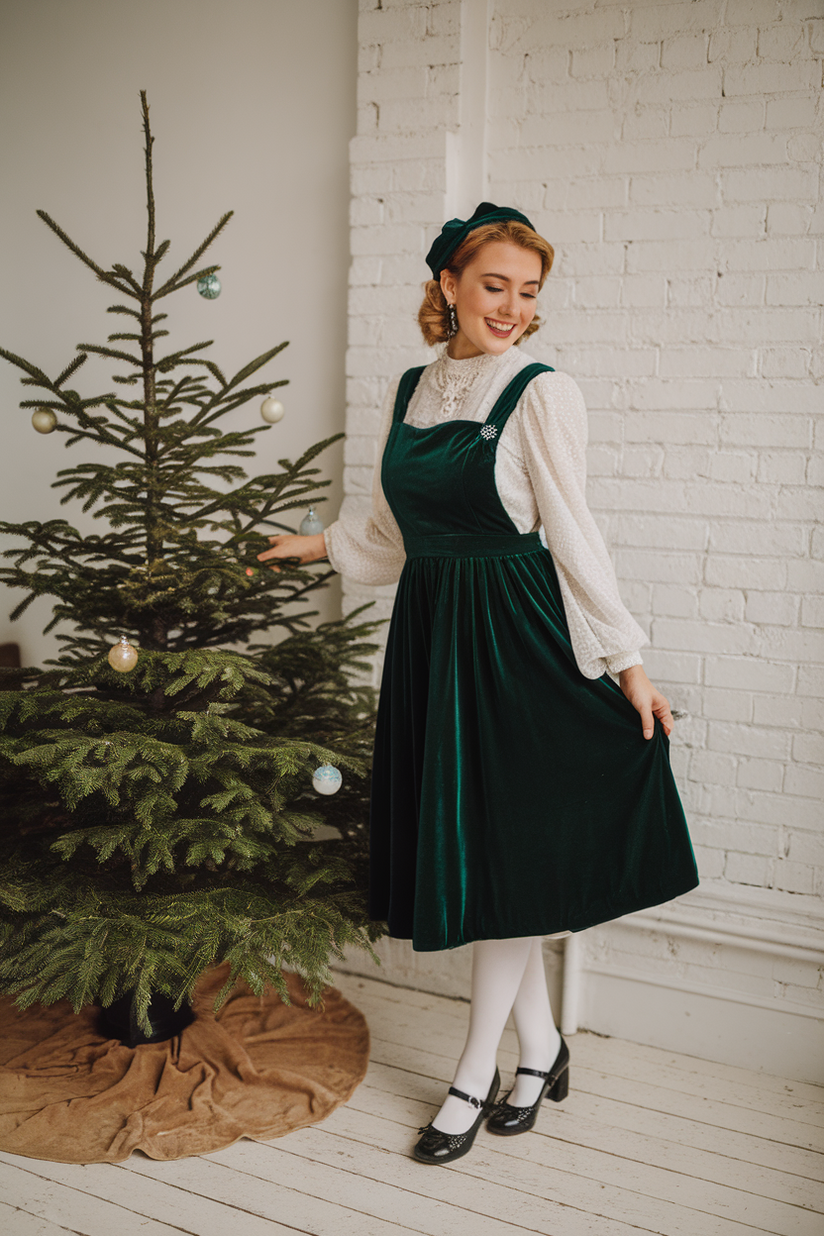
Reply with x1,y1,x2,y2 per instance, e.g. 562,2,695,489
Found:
518,371,648,680
322,376,407,586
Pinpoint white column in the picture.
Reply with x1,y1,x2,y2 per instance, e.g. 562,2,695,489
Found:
445,0,491,219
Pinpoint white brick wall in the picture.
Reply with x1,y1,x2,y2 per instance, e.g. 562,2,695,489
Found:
483,0,823,910
346,0,462,625
344,0,823,1069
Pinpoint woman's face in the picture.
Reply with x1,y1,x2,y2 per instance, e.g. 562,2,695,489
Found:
440,240,542,360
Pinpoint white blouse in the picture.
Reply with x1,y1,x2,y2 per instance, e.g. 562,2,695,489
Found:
323,347,648,680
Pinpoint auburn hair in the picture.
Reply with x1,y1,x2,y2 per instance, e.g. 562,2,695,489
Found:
418,220,554,347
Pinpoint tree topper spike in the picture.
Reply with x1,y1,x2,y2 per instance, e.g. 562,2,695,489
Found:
140,89,156,275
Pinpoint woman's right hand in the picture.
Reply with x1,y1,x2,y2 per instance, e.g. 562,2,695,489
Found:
257,532,327,572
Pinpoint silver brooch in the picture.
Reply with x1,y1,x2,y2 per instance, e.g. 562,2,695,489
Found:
479,425,497,441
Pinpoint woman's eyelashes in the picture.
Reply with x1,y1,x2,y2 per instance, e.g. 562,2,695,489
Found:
484,285,536,299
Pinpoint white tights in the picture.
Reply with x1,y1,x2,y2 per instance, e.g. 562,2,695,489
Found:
431,935,562,1135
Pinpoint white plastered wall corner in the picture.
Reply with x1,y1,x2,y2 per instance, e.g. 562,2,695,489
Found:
337,0,824,1082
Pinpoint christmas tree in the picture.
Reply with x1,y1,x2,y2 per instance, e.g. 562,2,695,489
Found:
0,93,381,1038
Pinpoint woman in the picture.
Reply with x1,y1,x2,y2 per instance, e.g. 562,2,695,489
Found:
258,203,698,1165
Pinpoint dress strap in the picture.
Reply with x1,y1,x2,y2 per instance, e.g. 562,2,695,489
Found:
392,366,426,424
484,362,554,430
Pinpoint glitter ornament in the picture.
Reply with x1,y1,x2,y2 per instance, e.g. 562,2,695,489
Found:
260,396,285,424
107,635,139,672
312,765,342,795
32,409,57,434
197,274,221,299
299,507,325,536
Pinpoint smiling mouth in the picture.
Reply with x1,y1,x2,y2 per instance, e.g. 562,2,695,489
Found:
485,318,516,337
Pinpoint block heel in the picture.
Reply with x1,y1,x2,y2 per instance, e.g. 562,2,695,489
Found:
486,1036,569,1136
548,1065,569,1103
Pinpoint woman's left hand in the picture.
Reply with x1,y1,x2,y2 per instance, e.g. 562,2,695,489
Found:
618,665,674,739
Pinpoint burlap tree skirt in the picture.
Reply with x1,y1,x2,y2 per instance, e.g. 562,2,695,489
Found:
0,963,369,1163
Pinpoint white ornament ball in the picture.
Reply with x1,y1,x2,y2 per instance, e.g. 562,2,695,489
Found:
312,764,342,795
260,396,285,424
32,409,57,434
107,635,139,673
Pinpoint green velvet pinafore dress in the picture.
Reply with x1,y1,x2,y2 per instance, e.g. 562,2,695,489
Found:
369,363,698,952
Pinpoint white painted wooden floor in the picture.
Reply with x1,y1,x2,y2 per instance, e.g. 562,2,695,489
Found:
1,971,822,1236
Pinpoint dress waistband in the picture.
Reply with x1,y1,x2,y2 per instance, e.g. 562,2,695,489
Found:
404,531,543,560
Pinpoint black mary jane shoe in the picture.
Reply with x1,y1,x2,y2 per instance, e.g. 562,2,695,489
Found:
487,1037,569,1136
413,1068,500,1165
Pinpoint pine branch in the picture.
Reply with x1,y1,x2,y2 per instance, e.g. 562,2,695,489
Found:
222,343,290,398
155,340,214,373
199,360,227,386
195,379,287,428
157,374,200,412
36,211,137,297
190,344,289,427
0,346,54,389
107,305,142,321
58,425,145,458
103,402,144,431
111,264,143,295
76,343,143,368
55,353,87,387
154,217,234,298
108,331,169,344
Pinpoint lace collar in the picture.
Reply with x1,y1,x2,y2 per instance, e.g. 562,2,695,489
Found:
431,348,512,418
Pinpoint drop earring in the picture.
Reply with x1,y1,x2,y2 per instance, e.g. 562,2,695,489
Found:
447,302,458,338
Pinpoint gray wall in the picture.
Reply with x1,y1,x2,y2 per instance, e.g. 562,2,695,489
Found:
0,0,357,664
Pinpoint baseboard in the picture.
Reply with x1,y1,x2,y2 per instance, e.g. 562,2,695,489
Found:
575,884,824,1084
580,966,823,1083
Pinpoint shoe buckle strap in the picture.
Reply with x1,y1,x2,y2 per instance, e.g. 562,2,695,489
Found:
447,1085,483,1109
515,1066,550,1080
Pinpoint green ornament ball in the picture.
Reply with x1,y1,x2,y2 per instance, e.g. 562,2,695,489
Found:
197,274,221,299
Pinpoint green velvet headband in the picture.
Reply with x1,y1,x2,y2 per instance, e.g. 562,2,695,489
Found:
425,201,536,279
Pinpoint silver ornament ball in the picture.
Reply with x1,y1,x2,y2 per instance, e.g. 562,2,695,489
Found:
312,765,343,795
260,396,285,424
32,409,57,434
299,507,325,536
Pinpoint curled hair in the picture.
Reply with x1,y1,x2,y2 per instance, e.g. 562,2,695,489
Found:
418,219,554,347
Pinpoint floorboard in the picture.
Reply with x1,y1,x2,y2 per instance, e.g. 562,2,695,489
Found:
0,1199,82,1236
0,972,821,1236
362,1035,824,1181
340,1069,824,1211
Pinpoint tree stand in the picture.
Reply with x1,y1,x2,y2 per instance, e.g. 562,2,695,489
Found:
98,989,196,1048
0,963,369,1164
